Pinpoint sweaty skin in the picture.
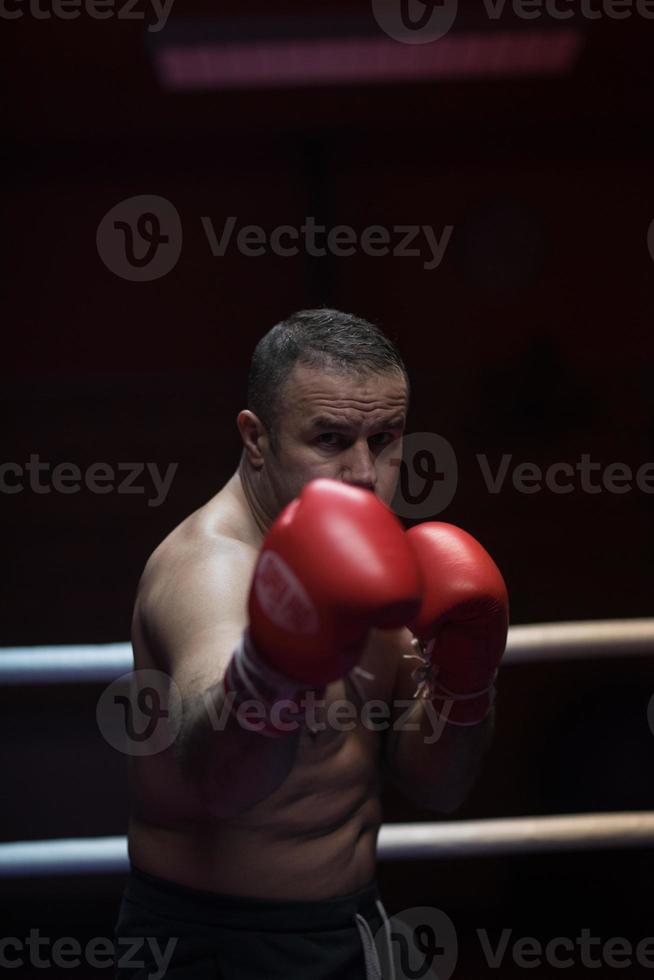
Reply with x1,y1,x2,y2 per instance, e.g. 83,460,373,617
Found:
127,365,419,900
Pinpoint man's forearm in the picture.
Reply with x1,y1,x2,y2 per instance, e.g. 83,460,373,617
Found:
384,698,495,813
175,680,302,818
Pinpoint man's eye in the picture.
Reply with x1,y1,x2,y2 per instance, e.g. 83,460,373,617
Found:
369,432,395,448
317,433,343,448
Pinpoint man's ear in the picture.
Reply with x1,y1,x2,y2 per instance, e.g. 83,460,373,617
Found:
237,410,269,469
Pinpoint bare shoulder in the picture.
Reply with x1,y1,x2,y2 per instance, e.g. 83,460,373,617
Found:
133,503,259,673
140,507,258,603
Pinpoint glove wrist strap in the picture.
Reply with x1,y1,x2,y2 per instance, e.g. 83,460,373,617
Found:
223,631,316,738
405,637,498,727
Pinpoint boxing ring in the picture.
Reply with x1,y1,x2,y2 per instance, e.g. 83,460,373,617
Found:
1,618,653,878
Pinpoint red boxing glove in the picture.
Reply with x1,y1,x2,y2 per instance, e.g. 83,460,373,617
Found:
405,522,509,726
224,478,422,736
249,478,421,684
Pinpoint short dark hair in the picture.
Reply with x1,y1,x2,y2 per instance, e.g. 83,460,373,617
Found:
247,308,409,441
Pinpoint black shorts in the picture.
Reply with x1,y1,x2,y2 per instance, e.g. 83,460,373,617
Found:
113,866,392,980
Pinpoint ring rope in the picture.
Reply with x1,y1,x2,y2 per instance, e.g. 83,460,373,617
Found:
1,812,653,877
1,619,653,685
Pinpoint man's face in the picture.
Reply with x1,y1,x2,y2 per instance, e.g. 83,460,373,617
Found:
262,362,408,512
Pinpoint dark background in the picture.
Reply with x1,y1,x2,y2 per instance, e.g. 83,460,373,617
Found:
2,3,654,977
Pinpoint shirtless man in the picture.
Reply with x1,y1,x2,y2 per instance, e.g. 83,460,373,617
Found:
114,308,509,979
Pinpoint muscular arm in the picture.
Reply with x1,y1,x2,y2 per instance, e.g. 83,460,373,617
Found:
135,536,302,819
381,629,494,814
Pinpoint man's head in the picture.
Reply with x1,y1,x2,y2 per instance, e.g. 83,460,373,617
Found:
238,308,409,521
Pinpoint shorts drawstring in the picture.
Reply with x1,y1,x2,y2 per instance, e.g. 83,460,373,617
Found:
375,899,396,980
354,899,396,980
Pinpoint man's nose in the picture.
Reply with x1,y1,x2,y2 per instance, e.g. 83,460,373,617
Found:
341,441,376,492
